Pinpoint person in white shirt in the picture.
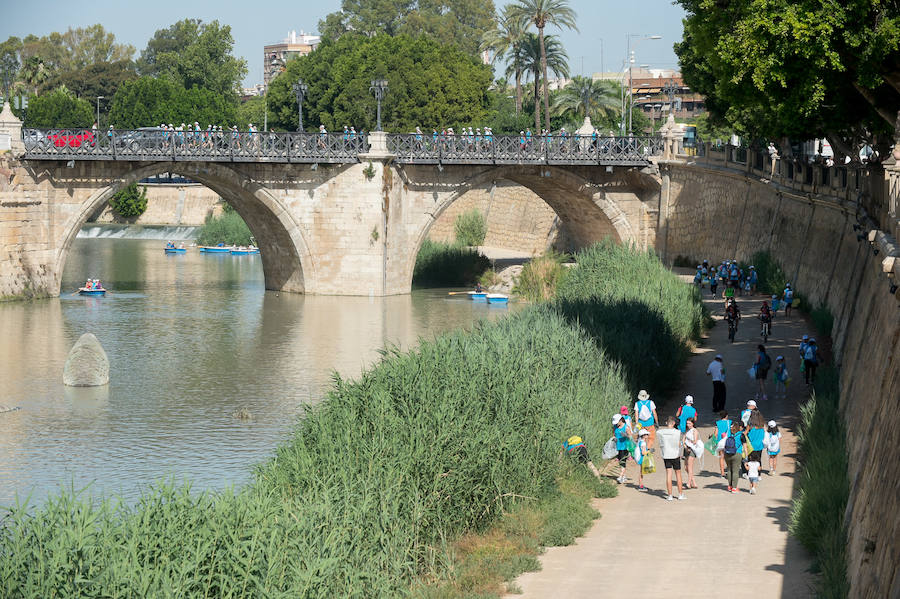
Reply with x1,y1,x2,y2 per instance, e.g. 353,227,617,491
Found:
746,459,761,494
764,420,782,475
706,354,726,412
656,416,685,501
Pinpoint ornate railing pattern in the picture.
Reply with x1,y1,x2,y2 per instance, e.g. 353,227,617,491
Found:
22,129,367,163
386,134,662,165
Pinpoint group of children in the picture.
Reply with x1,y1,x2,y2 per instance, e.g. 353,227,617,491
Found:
714,402,782,495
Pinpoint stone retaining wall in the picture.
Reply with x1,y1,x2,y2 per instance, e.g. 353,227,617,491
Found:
426,180,571,254
93,184,223,226
663,161,900,599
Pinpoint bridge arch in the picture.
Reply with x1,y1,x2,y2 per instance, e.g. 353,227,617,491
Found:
402,164,660,288
56,161,316,294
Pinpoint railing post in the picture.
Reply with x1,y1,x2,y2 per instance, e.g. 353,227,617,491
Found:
229,133,235,162
171,131,176,161
111,131,117,160
545,135,550,164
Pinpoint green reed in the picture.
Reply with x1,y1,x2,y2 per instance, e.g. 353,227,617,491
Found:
0,242,704,598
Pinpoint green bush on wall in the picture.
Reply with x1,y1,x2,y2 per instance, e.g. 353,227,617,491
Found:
109,183,148,218
454,209,487,247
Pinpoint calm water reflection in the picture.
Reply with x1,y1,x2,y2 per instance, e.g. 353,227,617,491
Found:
0,239,511,505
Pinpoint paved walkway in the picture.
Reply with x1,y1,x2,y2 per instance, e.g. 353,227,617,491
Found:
511,289,815,598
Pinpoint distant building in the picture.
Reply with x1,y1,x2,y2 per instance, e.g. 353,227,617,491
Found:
263,30,321,87
629,72,705,126
242,84,266,99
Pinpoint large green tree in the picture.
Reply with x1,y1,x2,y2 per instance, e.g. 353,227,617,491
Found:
137,19,247,97
552,76,620,128
319,0,496,56
518,32,568,131
46,60,137,107
509,0,577,132
109,77,237,129
675,0,900,158
481,5,528,115
26,86,93,128
267,34,492,131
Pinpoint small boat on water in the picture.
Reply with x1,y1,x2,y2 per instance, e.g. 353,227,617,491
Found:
164,247,186,254
468,291,487,301
230,246,260,255
78,287,107,296
199,244,234,253
486,293,509,304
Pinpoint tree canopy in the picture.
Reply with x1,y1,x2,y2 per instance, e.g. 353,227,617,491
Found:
319,0,497,56
109,77,237,129
45,61,137,106
267,34,493,131
136,19,247,97
25,86,93,128
675,0,900,156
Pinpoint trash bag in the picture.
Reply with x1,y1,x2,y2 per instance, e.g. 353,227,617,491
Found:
641,453,656,474
601,437,618,460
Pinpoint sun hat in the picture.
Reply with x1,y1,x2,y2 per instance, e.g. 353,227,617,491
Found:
620,406,629,415
638,389,650,400
768,420,777,428
638,429,650,436
747,400,757,407
715,354,723,360
776,355,784,361
810,338,817,343
612,414,623,424
685,395,694,404
802,334,809,340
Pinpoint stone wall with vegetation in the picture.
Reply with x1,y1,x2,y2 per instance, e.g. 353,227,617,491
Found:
427,181,570,253
663,161,900,598
93,184,223,226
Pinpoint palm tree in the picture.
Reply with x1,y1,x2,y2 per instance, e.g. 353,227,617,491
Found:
552,76,620,126
509,0,578,132
481,6,527,116
519,33,568,132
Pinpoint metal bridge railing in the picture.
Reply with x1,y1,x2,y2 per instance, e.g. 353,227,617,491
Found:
22,129,367,163
386,134,662,165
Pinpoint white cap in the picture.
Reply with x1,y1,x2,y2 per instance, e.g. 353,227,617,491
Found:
612,414,623,424
638,428,650,436
747,400,757,407
685,395,694,404
715,354,723,360
767,420,777,428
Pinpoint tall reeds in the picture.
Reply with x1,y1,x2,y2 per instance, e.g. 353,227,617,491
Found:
0,242,705,597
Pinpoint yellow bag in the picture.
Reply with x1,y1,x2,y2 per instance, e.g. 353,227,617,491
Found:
641,453,656,474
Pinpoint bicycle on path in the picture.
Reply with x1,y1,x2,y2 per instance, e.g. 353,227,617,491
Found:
724,299,740,343
758,301,773,343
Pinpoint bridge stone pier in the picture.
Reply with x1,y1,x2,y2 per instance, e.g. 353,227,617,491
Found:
0,110,669,299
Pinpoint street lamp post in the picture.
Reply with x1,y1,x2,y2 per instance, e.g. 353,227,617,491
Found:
292,80,308,132
622,34,661,135
369,79,388,132
96,96,104,128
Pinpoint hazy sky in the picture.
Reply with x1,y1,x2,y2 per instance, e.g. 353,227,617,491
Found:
2,0,686,87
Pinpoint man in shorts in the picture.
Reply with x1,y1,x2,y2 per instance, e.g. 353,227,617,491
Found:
656,416,685,501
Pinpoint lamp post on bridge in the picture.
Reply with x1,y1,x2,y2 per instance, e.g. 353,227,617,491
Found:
292,80,308,132
622,34,661,136
95,96,104,128
369,79,388,132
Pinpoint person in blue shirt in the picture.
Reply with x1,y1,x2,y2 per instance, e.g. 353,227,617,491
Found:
612,414,632,484
746,409,767,464
676,395,697,433
634,389,658,448
725,420,747,493
715,410,731,477
783,283,794,317
748,266,758,292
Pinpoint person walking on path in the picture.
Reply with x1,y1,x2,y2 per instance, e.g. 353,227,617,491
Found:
707,354,727,411
657,416,685,501
773,356,788,399
676,395,697,433
798,334,809,378
683,417,702,489
803,338,820,385
746,456,761,495
612,414,632,484
746,409,767,465
715,410,731,477
753,345,771,401
634,390,658,448
764,420,781,475
636,428,651,490
783,283,794,317
725,420,747,493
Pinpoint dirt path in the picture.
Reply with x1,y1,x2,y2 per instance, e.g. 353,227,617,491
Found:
510,289,815,598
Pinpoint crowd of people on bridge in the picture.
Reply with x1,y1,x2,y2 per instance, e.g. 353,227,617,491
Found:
564,260,823,500
408,125,644,156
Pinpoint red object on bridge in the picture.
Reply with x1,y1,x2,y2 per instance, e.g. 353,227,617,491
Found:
47,130,95,148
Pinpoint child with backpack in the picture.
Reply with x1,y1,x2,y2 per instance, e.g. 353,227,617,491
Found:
754,345,771,401
715,410,731,477
724,420,747,493
773,356,789,399
764,420,782,475
636,428,652,490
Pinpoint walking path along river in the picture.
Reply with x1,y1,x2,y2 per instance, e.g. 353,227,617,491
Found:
511,287,815,598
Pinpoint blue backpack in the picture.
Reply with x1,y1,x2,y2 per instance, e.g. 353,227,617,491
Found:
724,434,738,455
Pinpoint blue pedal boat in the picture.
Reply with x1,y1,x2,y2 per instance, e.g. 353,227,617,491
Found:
78,287,107,296
486,293,509,304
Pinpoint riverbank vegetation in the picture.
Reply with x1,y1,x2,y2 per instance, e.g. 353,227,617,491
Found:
790,366,849,598
412,239,491,287
0,243,705,597
109,183,148,219
514,250,568,302
195,207,253,247
454,209,487,247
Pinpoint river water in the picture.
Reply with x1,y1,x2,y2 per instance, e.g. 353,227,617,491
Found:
0,238,511,506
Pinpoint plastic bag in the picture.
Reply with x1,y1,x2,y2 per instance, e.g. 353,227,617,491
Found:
641,453,656,474
704,435,719,456
601,437,618,460
748,365,757,379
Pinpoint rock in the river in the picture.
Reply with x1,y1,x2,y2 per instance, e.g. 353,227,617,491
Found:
232,408,253,420
63,333,110,387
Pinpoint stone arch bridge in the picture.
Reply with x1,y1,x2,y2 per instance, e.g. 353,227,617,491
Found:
0,118,670,298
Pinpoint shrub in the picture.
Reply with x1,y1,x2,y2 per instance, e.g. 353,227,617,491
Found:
789,367,849,598
454,209,487,247
514,251,568,302
810,303,835,339
413,239,491,287
196,210,253,246
109,183,148,218
746,250,789,297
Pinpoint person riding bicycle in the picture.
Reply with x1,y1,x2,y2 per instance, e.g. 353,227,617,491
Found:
725,299,741,323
